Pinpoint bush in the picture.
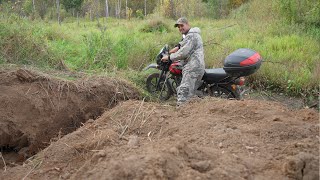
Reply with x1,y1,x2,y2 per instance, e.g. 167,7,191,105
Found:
140,19,170,33
0,18,58,67
136,9,144,19
277,0,320,27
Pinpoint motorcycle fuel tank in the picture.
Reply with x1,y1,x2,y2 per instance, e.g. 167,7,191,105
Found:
169,61,183,75
223,48,262,76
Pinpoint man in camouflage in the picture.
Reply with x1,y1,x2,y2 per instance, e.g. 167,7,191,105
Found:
161,17,205,106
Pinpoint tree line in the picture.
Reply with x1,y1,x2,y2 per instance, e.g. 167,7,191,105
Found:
0,0,250,21
1,0,319,27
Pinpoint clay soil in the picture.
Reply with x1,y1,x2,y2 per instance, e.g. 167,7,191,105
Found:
0,68,319,180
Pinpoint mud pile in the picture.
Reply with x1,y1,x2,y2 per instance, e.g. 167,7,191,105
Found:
1,98,318,179
0,68,140,161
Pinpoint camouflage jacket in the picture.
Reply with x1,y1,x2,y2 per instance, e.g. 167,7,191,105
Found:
169,27,205,70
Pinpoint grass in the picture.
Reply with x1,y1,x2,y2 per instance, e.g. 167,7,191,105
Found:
0,1,319,98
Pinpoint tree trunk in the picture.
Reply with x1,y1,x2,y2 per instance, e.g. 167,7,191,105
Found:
118,0,121,18
77,12,79,26
144,0,147,16
32,0,36,12
115,2,118,17
95,0,99,21
105,0,109,18
97,12,100,27
126,0,128,19
56,0,60,25
169,0,174,18
158,0,162,16
182,3,184,17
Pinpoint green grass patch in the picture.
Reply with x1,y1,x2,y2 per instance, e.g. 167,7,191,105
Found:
0,4,319,98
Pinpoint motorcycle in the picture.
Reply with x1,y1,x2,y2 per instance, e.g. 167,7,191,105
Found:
144,44,262,101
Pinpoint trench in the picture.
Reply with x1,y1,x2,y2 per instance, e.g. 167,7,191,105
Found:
0,68,140,167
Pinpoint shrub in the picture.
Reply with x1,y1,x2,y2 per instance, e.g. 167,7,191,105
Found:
140,19,170,33
136,9,144,19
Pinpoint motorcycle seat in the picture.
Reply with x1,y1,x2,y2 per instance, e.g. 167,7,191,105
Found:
202,68,229,83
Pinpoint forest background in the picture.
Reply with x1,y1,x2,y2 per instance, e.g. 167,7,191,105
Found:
0,0,319,100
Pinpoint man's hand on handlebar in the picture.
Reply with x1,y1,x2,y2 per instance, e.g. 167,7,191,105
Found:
162,46,179,62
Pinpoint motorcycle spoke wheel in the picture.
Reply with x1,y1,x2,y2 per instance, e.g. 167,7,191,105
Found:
147,78,159,93
146,73,173,101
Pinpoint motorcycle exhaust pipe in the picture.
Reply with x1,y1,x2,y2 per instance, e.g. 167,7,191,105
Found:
231,77,245,93
235,77,245,86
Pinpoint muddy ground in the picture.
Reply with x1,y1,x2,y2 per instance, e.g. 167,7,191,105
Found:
0,68,319,180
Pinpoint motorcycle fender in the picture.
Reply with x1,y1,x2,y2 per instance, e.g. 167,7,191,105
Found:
143,63,159,71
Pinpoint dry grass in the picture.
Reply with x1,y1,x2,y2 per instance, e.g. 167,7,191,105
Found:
0,152,7,172
108,100,158,140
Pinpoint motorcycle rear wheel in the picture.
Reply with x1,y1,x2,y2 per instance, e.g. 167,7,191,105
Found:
209,85,236,99
146,73,173,101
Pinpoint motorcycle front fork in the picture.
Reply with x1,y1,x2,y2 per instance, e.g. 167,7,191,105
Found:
156,70,166,90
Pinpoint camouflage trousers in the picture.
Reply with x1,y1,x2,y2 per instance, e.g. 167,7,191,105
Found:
177,66,204,105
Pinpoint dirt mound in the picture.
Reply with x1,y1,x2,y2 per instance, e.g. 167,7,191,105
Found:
1,98,318,179
0,68,140,162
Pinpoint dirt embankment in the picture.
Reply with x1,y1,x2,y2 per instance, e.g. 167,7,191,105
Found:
1,97,318,179
0,68,140,161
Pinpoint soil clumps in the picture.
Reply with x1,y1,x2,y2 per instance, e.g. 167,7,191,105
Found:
1,96,318,179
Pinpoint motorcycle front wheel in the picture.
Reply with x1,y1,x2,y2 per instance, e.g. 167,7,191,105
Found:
209,85,236,99
146,73,173,101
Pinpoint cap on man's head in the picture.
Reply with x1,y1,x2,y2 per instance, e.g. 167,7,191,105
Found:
174,17,188,27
